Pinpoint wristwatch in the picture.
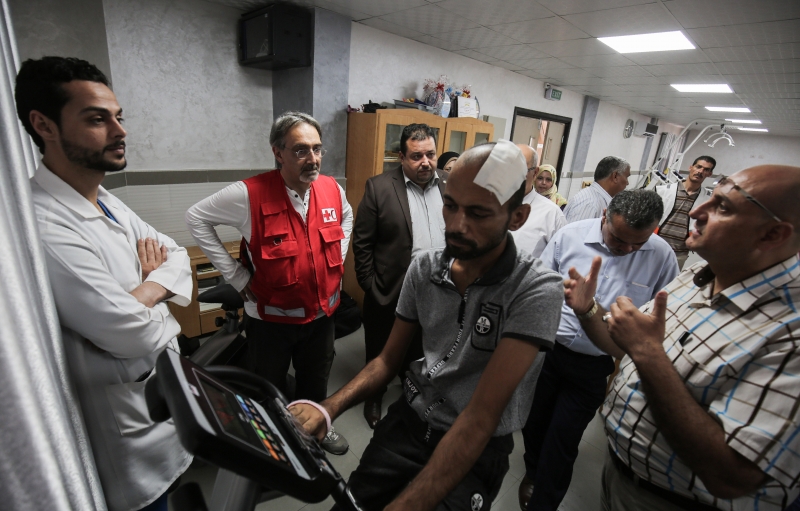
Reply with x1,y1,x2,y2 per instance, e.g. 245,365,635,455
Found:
576,298,599,321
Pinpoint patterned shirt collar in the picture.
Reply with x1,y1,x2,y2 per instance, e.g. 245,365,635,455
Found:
693,255,800,312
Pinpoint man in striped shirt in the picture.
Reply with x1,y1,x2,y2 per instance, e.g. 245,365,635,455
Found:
564,164,800,510
563,156,631,223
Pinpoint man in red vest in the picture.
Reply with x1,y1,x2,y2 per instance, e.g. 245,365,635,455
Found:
186,112,353,454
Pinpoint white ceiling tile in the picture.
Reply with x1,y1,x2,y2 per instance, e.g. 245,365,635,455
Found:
506,57,575,70
515,69,550,79
491,17,590,43
559,53,636,67
528,38,617,57
714,59,800,76
378,4,479,35
543,68,604,80
723,73,800,85
604,75,665,85
410,34,466,51
666,0,800,29
703,43,800,62
582,65,653,78
319,0,429,17
358,18,426,39
491,60,526,71
738,92,800,99
477,44,550,60
452,49,498,63
687,19,800,49
535,0,656,16
434,0,555,26
578,84,630,95
437,27,521,48
305,0,371,19
561,3,681,38
623,49,711,66
643,63,724,76
550,76,617,87
733,83,800,94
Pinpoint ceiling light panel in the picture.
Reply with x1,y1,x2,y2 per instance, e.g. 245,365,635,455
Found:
725,119,762,124
671,84,733,93
735,127,769,132
598,31,694,54
705,106,751,112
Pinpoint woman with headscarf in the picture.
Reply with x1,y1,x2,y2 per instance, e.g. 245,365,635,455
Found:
437,151,460,173
534,164,568,209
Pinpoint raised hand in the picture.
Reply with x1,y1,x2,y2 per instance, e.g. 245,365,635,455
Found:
564,256,602,315
607,291,668,359
138,238,167,280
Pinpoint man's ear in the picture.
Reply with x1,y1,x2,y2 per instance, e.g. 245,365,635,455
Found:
758,222,795,250
508,203,531,232
272,145,284,166
29,110,59,144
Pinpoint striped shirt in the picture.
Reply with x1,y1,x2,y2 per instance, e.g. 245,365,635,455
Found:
563,182,612,223
604,255,800,510
658,180,699,256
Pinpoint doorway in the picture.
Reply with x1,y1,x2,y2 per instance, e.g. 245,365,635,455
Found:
510,107,571,187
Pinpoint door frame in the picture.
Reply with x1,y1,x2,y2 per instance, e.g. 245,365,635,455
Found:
510,107,572,187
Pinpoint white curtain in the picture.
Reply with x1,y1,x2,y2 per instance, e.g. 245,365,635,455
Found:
0,0,106,508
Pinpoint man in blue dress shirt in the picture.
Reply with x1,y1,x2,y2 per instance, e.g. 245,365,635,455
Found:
519,190,679,511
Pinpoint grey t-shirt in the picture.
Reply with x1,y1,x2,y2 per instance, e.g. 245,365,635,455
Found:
396,235,563,436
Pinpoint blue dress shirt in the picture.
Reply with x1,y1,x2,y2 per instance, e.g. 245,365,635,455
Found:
539,218,679,356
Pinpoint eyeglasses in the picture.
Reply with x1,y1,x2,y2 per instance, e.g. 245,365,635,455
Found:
405,151,436,162
293,147,327,159
714,176,782,222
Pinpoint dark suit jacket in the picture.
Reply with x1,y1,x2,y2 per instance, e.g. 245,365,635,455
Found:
353,166,447,306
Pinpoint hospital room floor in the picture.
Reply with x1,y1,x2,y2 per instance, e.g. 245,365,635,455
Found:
178,326,606,511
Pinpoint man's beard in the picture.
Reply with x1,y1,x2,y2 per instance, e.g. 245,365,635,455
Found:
445,226,508,261
299,163,320,184
61,136,127,172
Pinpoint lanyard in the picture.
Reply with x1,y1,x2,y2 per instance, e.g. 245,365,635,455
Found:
97,199,118,224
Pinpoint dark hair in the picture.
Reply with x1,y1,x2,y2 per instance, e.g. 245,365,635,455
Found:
692,155,716,170
15,56,110,153
400,123,436,154
506,181,527,216
594,156,630,181
437,151,460,171
606,189,664,230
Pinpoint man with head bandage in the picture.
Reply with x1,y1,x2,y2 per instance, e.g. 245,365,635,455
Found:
289,140,564,511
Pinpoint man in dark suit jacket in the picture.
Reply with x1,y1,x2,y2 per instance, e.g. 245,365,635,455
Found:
353,123,447,427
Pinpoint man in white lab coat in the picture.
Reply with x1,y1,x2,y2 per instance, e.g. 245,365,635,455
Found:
16,56,192,511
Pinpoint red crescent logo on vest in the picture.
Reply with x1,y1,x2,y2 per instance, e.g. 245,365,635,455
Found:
322,208,337,223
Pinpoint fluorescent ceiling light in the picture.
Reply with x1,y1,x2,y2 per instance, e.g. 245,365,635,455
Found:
597,31,695,54
671,84,732,93
725,118,761,124
734,127,768,132
705,106,751,112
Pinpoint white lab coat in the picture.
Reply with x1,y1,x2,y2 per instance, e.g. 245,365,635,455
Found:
31,163,193,511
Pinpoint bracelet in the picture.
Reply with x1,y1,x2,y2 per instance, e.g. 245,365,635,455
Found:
288,399,331,434
576,298,599,321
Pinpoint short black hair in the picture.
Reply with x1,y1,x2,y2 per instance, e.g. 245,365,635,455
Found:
594,156,629,181
15,56,110,153
400,123,436,154
606,189,664,230
692,155,716,170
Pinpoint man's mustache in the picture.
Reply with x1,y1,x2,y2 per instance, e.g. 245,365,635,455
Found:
445,232,477,248
105,141,125,151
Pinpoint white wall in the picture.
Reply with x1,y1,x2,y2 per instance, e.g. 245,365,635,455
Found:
348,22,658,201
681,132,800,176
102,0,274,171
583,101,650,176
348,23,585,176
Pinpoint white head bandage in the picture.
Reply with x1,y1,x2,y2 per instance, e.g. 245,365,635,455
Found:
472,140,528,205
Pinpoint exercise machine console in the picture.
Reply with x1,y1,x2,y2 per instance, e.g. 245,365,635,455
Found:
145,349,361,510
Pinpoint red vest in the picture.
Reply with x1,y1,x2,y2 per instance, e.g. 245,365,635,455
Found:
242,170,344,324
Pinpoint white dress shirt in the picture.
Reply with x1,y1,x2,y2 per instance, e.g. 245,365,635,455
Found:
563,181,612,223
185,177,353,319
540,218,679,356
402,172,446,258
31,162,193,511
511,189,567,258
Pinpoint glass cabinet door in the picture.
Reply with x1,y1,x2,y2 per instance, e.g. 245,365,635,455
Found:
448,130,467,153
383,123,405,173
474,131,490,145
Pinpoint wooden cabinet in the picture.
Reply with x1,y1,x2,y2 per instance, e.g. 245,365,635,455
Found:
168,242,241,338
343,109,495,307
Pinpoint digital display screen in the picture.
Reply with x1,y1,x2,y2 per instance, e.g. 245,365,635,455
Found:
200,378,252,445
198,375,295,470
